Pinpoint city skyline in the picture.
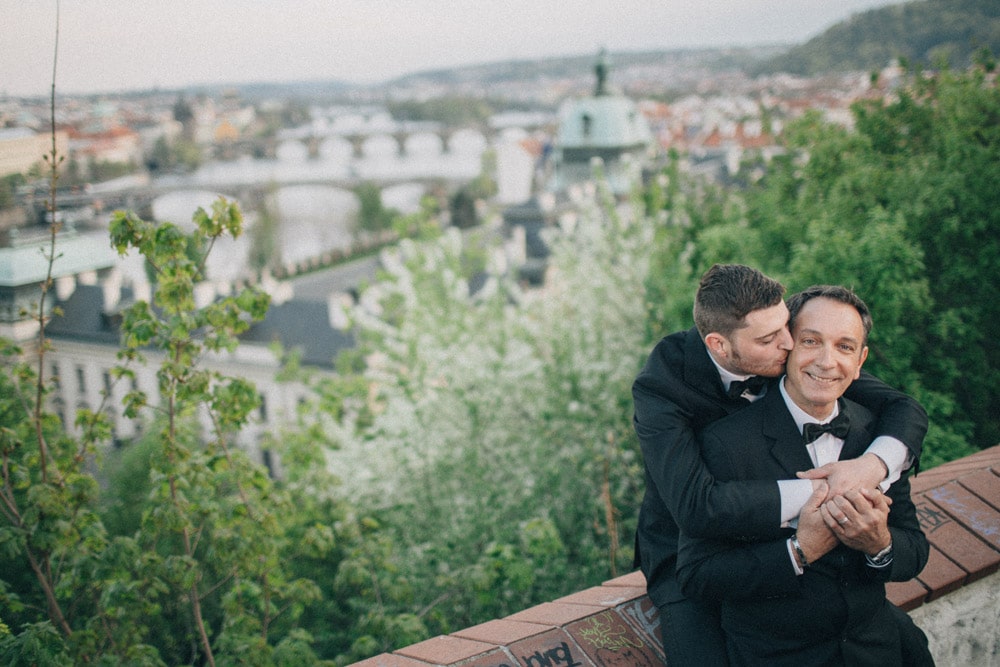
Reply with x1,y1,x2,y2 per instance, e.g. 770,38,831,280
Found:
6,0,906,98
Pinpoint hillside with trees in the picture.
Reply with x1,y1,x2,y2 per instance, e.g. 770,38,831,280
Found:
373,0,1000,94
758,0,1000,75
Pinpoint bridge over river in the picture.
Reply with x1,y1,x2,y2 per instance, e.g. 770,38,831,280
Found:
89,173,470,221
37,166,483,226
33,106,549,225
29,147,529,288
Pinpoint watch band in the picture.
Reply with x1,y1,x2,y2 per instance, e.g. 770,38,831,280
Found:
867,542,893,566
791,533,809,568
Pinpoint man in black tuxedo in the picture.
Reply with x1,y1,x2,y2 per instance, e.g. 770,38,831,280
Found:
632,265,929,664
675,285,929,665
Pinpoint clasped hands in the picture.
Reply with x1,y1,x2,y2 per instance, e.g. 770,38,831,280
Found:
793,454,893,563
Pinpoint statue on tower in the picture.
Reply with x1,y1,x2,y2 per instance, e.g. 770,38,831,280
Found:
595,48,610,96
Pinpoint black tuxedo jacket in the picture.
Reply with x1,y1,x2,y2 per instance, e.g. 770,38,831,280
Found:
675,388,928,666
632,327,927,608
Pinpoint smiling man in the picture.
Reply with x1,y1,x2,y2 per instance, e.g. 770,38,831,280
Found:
784,287,871,417
675,285,930,665
632,266,931,664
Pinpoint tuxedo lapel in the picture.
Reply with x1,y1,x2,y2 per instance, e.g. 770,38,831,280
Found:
759,389,815,476
837,400,874,462
759,394,874,475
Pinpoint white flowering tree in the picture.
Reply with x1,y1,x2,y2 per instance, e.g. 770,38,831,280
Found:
329,183,666,630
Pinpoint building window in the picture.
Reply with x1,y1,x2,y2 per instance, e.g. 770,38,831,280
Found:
581,114,592,139
76,366,86,394
262,448,277,478
51,397,65,427
108,410,122,449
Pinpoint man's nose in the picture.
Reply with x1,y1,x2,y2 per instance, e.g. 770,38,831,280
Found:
815,345,836,367
778,327,793,351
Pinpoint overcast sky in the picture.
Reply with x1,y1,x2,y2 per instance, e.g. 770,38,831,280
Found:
6,0,905,98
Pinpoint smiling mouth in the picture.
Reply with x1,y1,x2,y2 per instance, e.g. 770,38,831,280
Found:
806,372,840,384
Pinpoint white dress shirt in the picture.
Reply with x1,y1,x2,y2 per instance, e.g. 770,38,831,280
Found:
708,358,911,524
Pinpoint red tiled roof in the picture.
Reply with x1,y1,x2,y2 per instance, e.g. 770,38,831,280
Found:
350,445,1000,666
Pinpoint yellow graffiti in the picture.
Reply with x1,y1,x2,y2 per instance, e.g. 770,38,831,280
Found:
578,612,643,650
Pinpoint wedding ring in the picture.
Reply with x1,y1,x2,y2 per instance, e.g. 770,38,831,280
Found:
839,517,850,524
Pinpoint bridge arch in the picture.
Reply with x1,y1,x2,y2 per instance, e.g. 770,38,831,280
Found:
404,132,444,157
276,140,310,162
360,134,399,159
448,128,489,154
318,136,353,161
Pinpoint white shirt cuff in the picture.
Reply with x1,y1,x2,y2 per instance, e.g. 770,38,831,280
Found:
865,436,912,489
777,479,813,526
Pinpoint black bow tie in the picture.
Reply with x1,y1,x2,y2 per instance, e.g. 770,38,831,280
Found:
802,411,851,444
727,375,768,399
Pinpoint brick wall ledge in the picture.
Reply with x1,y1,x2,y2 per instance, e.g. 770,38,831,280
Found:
351,444,1000,667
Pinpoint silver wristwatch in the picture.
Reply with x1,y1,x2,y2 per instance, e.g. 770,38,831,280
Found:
868,542,893,566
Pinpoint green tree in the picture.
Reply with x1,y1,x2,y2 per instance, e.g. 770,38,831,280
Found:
757,0,1000,76
644,63,996,465
147,135,203,174
387,96,495,126
448,186,477,229
108,200,327,665
354,182,397,234
328,182,650,639
1,197,344,664
0,174,26,210
851,63,1000,449
248,184,280,274
85,157,133,183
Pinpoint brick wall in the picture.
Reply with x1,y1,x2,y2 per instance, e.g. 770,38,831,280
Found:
351,444,1000,667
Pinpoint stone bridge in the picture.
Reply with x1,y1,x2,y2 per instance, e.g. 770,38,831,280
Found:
265,111,554,160
36,109,555,224
40,172,470,224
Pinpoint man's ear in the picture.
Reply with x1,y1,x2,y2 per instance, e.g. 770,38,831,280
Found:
854,346,870,379
705,332,728,358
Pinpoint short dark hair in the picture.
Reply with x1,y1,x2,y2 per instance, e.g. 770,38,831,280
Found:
693,264,786,339
786,285,873,345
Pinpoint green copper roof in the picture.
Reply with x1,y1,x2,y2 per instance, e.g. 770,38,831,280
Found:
0,230,117,286
555,50,652,150
555,95,652,148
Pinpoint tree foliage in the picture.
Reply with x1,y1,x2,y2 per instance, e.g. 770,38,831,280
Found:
386,96,496,126
353,182,398,235
323,185,652,635
1,200,348,665
758,0,1000,76
647,63,997,465
0,174,27,211
147,135,203,174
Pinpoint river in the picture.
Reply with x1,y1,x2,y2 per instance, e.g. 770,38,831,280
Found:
142,122,537,286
